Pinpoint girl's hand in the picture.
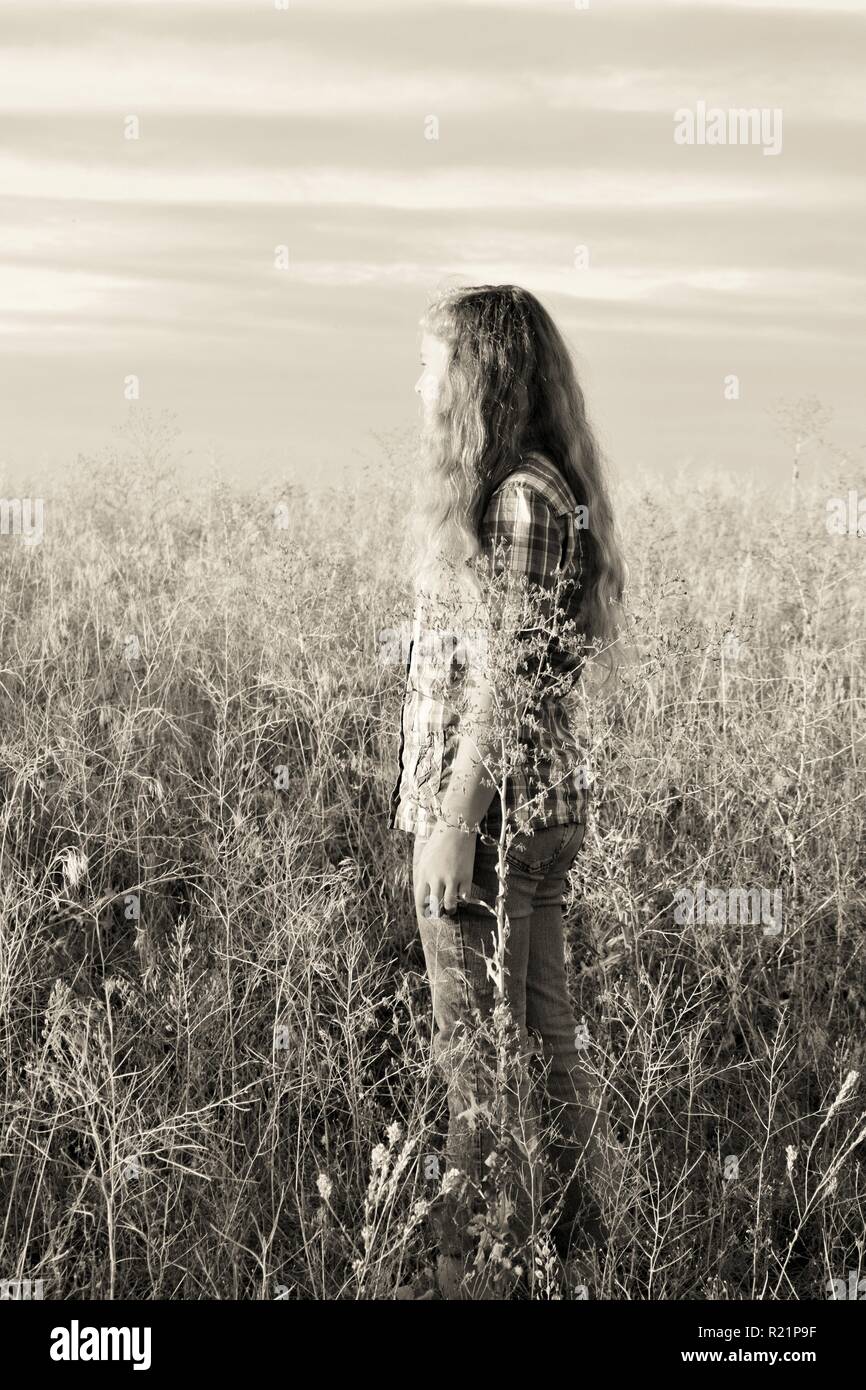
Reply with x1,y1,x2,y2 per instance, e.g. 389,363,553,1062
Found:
415,824,477,920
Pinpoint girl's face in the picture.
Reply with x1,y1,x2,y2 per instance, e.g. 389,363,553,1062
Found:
415,332,450,420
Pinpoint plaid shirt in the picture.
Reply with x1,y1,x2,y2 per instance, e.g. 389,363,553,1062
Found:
388,451,589,839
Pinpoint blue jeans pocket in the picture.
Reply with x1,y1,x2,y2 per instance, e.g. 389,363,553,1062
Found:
507,821,584,874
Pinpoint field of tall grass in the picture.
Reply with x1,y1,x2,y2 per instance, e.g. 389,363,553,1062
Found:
1,412,863,1299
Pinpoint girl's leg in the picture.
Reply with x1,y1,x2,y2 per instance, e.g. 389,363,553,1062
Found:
524,824,610,1249
413,832,537,1266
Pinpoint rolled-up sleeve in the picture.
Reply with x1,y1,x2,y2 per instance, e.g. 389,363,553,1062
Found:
479,481,564,595
459,481,566,728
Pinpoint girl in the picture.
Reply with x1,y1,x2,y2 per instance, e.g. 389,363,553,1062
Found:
389,285,626,1299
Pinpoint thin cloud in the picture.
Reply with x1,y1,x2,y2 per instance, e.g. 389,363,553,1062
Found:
2,155,849,209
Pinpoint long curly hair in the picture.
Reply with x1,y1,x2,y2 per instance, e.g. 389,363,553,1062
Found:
412,284,626,653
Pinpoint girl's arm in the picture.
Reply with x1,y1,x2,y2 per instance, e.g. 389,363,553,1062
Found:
414,480,562,920
412,669,497,919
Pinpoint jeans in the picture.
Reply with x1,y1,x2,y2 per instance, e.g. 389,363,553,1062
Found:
413,820,609,1260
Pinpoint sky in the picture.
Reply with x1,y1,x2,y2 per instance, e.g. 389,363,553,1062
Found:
1,0,864,488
